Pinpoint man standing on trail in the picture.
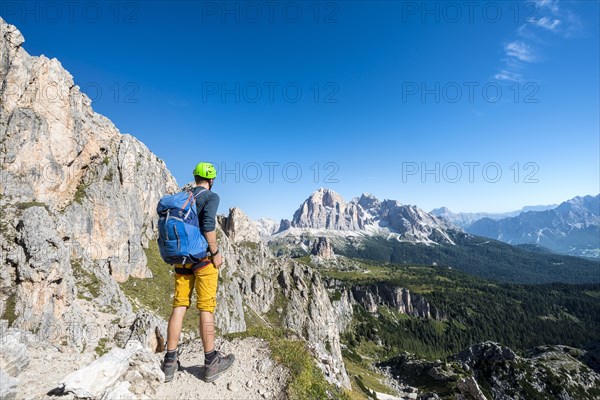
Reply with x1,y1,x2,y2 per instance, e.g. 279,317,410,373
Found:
161,162,235,383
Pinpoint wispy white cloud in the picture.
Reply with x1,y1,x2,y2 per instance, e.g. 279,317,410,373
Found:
535,0,560,13
526,0,582,38
505,41,536,62
494,0,581,83
494,70,523,82
535,16,561,31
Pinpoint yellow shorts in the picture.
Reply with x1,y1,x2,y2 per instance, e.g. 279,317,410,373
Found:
172,259,219,313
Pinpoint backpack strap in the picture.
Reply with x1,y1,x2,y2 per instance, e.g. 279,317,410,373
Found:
180,192,195,213
193,187,211,213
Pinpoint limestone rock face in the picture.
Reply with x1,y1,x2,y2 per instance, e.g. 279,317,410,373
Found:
215,207,351,389
312,236,334,259
331,288,355,333
13,206,84,345
0,17,177,344
214,216,275,334
279,264,351,388
220,207,261,244
456,377,488,400
292,188,369,230
453,342,517,366
58,341,164,399
451,342,600,399
0,328,30,377
216,278,247,333
287,188,457,245
349,284,435,319
125,311,167,353
255,218,280,238
0,321,30,400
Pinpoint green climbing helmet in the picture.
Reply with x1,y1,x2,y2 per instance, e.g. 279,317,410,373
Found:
193,162,217,179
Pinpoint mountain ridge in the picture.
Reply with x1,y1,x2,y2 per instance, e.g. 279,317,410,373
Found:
262,188,600,285
467,194,600,258
430,203,559,228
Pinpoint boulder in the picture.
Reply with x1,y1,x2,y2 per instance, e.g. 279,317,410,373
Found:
60,342,143,398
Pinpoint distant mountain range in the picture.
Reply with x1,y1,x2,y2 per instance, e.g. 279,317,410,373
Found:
258,189,600,284
466,194,600,259
430,204,558,229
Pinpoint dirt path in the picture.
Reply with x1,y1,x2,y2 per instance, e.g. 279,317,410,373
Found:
154,337,289,400
16,337,288,400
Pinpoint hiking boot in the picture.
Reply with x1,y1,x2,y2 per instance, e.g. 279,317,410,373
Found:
161,353,181,383
204,351,235,382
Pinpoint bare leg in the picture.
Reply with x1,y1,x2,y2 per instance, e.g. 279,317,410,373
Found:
199,311,215,352
166,306,187,351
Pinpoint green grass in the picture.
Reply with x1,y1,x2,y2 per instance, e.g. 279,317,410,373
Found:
329,290,343,302
119,241,198,334
295,255,312,266
95,337,110,356
264,290,289,326
103,169,114,182
72,259,101,299
74,183,89,204
2,293,17,326
240,241,258,250
16,201,48,211
344,357,396,396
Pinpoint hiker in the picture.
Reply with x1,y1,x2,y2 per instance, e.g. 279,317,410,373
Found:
161,162,235,383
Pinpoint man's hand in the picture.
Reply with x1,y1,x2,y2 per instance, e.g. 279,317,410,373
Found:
212,252,223,269
203,230,222,268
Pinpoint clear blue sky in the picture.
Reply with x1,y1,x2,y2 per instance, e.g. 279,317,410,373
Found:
3,0,598,220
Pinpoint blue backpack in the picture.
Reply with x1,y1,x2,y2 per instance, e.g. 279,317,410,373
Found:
156,188,209,264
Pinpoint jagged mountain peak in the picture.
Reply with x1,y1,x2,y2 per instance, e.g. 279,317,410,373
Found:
292,188,365,230
287,189,456,244
557,193,599,215
356,192,381,210
219,207,261,244
307,187,346,206
431,206,451,215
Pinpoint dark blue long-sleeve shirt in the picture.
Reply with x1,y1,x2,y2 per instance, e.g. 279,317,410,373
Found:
192,186,220,232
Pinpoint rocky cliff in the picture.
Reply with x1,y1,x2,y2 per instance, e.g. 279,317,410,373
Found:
350,284,436,319
216,209,351,388
379,342,600,399
323,278,441,322
0,17,178,352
